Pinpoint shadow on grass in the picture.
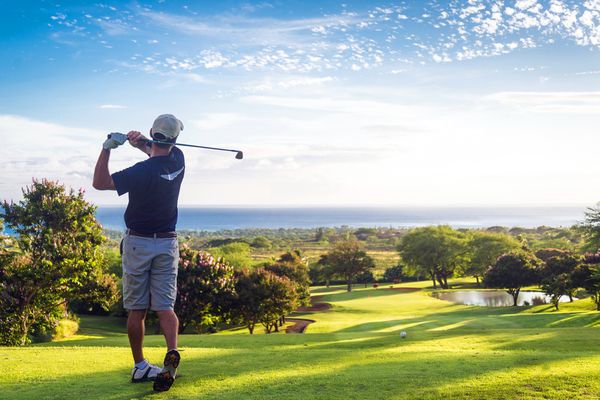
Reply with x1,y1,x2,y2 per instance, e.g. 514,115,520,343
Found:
310,285,348,294
332,304,600,334
318,287,416,303
11,328,600,400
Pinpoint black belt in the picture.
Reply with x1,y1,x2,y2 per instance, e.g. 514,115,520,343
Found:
127,229,177,238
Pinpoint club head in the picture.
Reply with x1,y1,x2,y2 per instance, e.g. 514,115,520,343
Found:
235,151,244,160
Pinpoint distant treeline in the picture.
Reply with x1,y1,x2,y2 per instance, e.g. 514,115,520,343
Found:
102,224,585,250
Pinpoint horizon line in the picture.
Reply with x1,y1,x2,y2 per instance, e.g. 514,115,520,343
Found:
95,203,594,208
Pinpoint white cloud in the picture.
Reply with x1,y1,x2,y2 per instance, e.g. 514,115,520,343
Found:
95,18,130,36
277,76,334,89
47,1,600,75
516,0,538,10
180,73,210,83
0,115,148,203
98,104,127,109
139,10,358,46
240,95,419,119
485,91,600,113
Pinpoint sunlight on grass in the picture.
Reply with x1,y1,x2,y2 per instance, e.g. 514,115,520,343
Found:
2,279,599,399
428,319,474,331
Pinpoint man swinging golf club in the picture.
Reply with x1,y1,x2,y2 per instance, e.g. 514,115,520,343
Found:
92,114,184,392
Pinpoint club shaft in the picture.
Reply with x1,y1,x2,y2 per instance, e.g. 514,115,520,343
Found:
107,133,242,158
146,140,241,154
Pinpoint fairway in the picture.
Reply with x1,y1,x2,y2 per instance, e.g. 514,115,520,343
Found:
2,280,600,399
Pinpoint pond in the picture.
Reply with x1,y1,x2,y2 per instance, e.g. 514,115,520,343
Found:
431,290,573,307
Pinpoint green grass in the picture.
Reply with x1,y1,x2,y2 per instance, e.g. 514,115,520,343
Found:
2,281,600,399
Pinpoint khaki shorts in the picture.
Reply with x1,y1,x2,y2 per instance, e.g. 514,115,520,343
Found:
121,233,179,311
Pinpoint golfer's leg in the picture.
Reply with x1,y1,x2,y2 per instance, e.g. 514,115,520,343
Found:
150,238,179,350
128,309,147,363
156,310,179,350
122,234,153,363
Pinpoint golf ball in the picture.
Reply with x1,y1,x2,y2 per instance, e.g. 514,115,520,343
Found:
400,331,407,338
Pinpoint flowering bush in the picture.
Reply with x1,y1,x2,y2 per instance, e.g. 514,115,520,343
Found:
175,244,236,333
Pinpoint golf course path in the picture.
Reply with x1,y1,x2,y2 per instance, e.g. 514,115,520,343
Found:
285,318,315,333
296,295,332,312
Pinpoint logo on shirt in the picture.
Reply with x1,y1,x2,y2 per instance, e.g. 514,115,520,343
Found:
160,166,184,181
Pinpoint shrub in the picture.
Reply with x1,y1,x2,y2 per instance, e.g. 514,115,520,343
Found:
231,268,298,334
29,307,79,343
52,318,79,341
264,251,311,306
383,265,404,283
0,180,117,346
175,245,236,333
356,270,375,288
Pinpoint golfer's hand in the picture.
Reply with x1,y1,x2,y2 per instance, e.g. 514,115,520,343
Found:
103,132,128,150
127,131,148,149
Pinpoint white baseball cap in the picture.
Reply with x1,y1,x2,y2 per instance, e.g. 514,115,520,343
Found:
151,114,184,141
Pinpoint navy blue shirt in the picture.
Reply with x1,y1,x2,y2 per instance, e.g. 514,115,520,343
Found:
112,147,185,233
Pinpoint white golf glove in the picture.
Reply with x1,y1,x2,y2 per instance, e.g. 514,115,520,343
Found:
103,132,128,150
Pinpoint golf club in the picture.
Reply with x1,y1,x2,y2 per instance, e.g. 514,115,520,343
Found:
108,133,244,159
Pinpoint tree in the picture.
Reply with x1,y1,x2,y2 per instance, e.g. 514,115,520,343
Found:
574,254,600,310
323,240,375,292
354,228,377,241
383,265,404,283
356,270,375,288
398,226,466,289
231,269,297,334
539,252,580,308
584,267,600,311
175,245,236,333
535,248,571,262
69,268,120,315
315,227,325,242
483,253,539,306
313,254,336,287
251,236,272,249
230,269,263,334
542,273,571,310
258,272,297,333
264,250,311,306
466,232,521,286
206,238,248,247
209,242,253,269
0,179,117,345
308,262,323,285
578,203,600,252
0,253,43,345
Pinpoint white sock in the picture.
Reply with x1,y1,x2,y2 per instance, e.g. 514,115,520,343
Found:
135,359,148,370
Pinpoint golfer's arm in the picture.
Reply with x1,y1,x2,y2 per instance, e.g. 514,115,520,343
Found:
92,149,116,190
131,139,151,156
140,141,152,156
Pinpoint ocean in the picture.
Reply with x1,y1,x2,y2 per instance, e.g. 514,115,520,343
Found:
94,206,588,231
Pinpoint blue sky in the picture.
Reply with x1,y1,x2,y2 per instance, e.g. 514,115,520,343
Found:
2,0,600,206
